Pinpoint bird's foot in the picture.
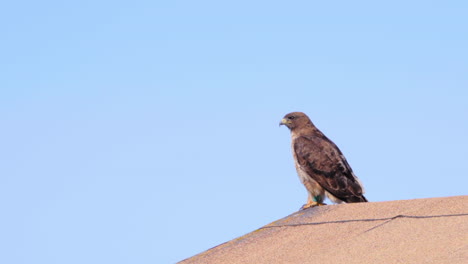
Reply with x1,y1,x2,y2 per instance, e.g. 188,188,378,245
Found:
300,201,327,210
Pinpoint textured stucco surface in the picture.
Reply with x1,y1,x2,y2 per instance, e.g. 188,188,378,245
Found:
179,196,468,264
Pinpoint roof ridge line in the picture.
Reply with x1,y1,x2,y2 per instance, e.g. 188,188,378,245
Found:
260,213,468,229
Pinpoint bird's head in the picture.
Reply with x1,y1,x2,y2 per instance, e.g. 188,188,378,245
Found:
279,112,312,131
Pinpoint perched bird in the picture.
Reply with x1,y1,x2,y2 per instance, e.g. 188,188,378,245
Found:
280,112,367,209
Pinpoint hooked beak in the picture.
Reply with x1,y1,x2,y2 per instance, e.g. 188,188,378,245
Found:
279,118,289,127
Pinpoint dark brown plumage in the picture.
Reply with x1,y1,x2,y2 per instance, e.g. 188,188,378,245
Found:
280,112,367,209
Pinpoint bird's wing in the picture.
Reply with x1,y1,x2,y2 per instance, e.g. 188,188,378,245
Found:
293,135,366,202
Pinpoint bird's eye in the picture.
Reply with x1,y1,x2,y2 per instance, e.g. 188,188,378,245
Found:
288,116,295,120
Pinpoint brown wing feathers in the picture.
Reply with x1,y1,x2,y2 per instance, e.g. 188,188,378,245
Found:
294,136,367,203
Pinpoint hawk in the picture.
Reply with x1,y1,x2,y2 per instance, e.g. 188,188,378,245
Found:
280,112,367,209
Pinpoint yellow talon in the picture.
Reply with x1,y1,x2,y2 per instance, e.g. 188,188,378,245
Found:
301,201,326,210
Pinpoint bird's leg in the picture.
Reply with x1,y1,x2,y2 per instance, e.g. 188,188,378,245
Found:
301,195,326,210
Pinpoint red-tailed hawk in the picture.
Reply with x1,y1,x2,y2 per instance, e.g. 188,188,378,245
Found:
280,112,367,209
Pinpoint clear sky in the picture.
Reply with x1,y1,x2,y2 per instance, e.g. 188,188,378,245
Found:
1,1,467,263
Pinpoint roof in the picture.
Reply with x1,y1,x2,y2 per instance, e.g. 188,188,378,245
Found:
179,195,468,264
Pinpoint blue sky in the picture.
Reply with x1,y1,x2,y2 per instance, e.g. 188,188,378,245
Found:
1,1,467,263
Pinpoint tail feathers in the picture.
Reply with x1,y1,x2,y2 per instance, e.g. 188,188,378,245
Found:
346,195,368,203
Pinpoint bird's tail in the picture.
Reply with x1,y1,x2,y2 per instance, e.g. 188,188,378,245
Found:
348,195,368,203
